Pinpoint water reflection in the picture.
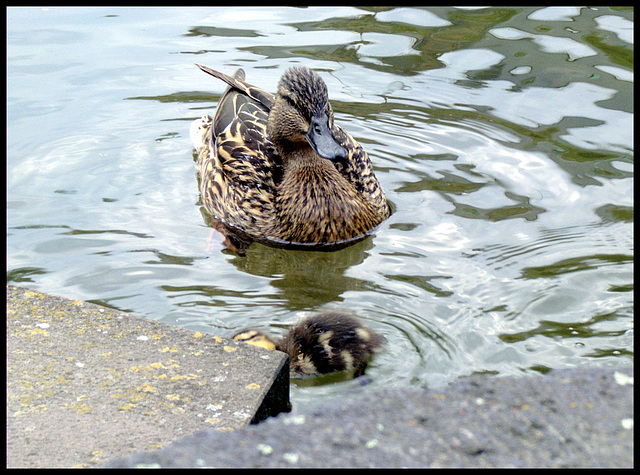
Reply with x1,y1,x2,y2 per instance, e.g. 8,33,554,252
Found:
231,239,374,311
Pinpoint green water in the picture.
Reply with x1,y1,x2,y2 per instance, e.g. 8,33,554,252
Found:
7,7,633,405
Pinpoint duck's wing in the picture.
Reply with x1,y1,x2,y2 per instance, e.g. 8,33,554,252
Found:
191,67,251,150
195,66,282,236
197,103,281,235
215,102,281,190
331,126,391,219
211,68,248,138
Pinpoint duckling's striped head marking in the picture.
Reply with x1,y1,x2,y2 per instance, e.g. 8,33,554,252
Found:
232,329,278,351
277,67,329,121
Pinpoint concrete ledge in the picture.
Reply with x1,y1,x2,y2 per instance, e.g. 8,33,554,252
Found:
106,366,633,468
6,284,290,468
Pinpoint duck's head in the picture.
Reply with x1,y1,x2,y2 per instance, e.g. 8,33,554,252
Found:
232,329,279,350
268,67,347,161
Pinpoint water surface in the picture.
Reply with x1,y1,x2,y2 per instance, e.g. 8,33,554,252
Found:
7,7,633,406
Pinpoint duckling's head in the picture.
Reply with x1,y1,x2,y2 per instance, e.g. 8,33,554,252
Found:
268,67,347,161
232,329,278,351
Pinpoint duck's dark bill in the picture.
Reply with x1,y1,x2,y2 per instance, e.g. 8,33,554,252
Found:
306,113,347,160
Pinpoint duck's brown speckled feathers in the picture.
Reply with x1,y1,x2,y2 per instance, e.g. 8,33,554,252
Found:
192,67,280,236
233,312,385,378
191,64,390,248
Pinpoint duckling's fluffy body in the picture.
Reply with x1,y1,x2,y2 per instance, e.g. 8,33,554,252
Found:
233,313,385,378
191,65,390,247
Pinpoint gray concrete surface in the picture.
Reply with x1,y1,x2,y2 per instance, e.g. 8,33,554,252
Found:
107,366,633,468
6,284,633,468
6,284,290,468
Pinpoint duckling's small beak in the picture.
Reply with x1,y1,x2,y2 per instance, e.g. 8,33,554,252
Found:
307,113,348,160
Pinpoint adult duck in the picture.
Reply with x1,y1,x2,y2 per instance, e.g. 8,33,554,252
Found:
190,64,390,249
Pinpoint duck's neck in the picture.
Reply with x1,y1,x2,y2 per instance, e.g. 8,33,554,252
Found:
283,149,333,172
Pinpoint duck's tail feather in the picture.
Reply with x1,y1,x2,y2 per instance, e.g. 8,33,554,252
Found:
195,64,275,110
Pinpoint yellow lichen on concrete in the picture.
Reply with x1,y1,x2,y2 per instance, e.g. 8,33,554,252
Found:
169,374,199,381
140,384,157,393
64,402,93,414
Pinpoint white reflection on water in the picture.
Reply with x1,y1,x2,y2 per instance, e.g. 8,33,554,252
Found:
527,7,583,21
491,27,598,60
376,7,452,28
595,15,634,44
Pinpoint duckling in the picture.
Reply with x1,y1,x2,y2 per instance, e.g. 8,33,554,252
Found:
233,312,385,378
191,64,390,249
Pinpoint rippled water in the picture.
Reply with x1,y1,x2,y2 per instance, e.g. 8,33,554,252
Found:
7,7,633,405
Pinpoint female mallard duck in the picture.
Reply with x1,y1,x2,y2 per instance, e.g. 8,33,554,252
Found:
190,64,390,249
233,312,385,378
